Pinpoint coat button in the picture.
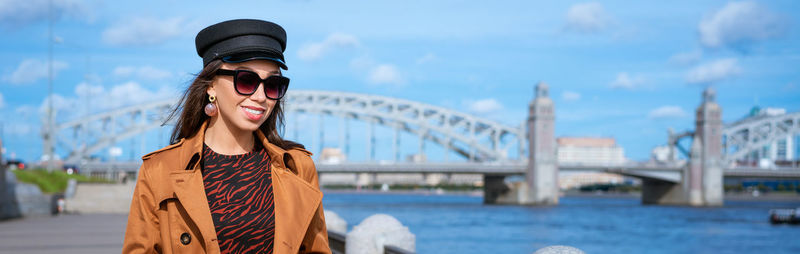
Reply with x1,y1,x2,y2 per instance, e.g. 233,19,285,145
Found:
180,233,191,245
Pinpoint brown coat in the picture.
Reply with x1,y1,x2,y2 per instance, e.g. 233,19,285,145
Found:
122,122,330,253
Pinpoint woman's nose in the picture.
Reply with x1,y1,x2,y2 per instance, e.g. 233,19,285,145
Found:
250,82,267,102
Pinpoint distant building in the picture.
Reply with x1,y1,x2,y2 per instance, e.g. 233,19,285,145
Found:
556,137,628,189
559,172,625,190
557,137,626,165
320,148,347,164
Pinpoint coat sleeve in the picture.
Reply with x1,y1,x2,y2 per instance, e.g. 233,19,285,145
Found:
122,162,161,253
289,149,332,254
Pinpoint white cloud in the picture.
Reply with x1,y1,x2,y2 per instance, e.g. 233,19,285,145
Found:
0,0,89,26
416,53,438,64
348,55,405,86
4,59,69,85
105,81,174,109
465,98,504,115
15,105,36,116
0,92,5,109
297,33,360,61
102,17,186,46
137,66,172,80
698,1,786,49
686,58,741,84
349,55,376,71
668,50,703,66
564,2,612,33
113,65,172,80
610,72,645,89
38,93,74,115
39,81,175,120
74,82,104,97
3,122,35,136
648,106,688,119
0,106,38,136
112,66,136,77
561,91,581,102
367,64,403,85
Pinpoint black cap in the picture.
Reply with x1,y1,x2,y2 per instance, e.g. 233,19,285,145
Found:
195,19,288,69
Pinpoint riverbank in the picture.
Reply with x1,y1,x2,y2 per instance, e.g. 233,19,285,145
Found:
322,188,800,202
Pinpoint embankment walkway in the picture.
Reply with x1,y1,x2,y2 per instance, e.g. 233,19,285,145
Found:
0,214,126,254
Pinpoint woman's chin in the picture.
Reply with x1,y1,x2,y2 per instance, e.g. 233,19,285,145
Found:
238,122,263,132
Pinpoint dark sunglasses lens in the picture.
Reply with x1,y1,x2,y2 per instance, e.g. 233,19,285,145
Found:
264,76,289,99
235,71,259,94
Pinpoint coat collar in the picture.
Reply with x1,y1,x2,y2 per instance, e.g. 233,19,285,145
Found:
172,120,293,172
166,120,322,253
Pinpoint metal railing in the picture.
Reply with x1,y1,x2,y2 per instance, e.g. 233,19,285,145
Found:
80,169,136,183
328,231,346,254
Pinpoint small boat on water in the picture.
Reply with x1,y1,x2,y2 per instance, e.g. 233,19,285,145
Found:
769,208,800,224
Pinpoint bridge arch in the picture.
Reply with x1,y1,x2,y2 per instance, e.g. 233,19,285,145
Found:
52,90,526,163
285,90,525,162
723,111,800,164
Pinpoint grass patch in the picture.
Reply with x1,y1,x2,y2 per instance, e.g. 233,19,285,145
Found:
12,168,111,193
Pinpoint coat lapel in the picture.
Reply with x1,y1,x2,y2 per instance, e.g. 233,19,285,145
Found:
165,122,323,253
256,131,324,253
271,163,323,253
170,169,219,253
167,121,221,253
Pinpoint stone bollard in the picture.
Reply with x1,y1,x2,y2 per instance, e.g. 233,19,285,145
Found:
15,182,52,216
346,214,415,254
65,179,77,199
324,210,347,234
534,245,585,254
0,169,21,220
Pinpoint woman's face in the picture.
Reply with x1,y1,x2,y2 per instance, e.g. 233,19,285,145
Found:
207,59,281,133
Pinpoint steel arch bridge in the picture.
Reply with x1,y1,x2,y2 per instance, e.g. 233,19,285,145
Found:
52,100,175,163
48,90,799,165
51,90,526,163
723,111,800,163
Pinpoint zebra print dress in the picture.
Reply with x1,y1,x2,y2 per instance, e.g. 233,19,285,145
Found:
202,141,275,254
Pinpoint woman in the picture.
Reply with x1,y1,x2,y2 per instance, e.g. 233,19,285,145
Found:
123,19,331,254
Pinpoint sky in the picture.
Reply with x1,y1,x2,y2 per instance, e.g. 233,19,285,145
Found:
0,0,799,163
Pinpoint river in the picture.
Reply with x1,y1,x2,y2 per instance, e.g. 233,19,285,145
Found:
322,191,800,253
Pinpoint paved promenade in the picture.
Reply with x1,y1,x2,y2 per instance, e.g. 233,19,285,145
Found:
0,214,127,254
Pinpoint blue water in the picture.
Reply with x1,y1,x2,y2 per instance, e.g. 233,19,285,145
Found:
322,192,800,254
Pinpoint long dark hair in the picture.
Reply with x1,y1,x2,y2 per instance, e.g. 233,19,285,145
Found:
164,59,304,150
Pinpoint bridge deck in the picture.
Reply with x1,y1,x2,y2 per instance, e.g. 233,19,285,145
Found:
78,162,800,180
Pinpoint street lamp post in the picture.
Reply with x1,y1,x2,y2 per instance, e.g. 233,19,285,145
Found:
44,0,55,172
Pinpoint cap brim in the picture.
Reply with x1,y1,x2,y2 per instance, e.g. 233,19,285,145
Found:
222,54,288,70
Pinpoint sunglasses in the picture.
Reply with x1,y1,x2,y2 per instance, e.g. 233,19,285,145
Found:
215,69,290,100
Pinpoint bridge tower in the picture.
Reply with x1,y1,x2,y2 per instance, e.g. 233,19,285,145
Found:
643,87,723,206
484,82,558,205
696,87,724,206
525,82,559,205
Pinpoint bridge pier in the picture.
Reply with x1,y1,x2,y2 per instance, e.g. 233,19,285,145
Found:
641,179,691,205
641,87,723,206
483,175,516,204
485,82,558,205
